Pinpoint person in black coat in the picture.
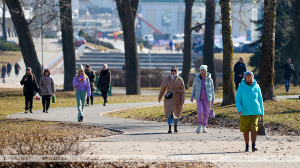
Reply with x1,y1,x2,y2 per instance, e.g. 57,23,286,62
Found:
234,57,247,90
7,62,12,77
1,64,6,83
14,62,20,76
20,67,39,113
97,64,111,106
278,58,297,92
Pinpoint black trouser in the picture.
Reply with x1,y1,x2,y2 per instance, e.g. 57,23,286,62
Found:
235,82,240,91
102,91,108,102
42,95,51,110
25,96,33,111
86,89,94,105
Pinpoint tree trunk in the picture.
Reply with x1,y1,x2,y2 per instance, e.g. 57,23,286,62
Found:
292,0,300,65
2,1,7,42
203,0,218,92
59,0,76,91
259,0,277,101
182,0,195,89
220,0,235,106
116,0,140,95
5,0,42,82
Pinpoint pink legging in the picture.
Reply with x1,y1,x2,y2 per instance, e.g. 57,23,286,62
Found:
197,99,210,126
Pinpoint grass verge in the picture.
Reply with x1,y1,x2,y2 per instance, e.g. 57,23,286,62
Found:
0,51,23,65
105,99,300,136
86,42,110,50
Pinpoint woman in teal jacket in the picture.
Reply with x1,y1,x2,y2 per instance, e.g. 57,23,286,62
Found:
235,71,264,152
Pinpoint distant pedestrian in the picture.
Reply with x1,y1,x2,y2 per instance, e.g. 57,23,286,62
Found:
278,58,297,92
97,64,111,106
192,40,197,51
20,67,39,113
236,71,264,152
196,38,201,45
14,62,20,76
158,66,185,133
73,65,91,122
7,62,12,77
84,64,96,106
1,64,6,83
175,43,180,53
234,57,247,90
190,65,215,133
122,63,126,71
169,40,173,53
139,42,144,53
39,69,55,113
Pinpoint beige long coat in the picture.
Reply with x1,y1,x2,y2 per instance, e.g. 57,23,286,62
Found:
39,76,55,96
158,75,185,119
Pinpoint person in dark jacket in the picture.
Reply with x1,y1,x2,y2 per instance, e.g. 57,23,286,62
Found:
20,67,39,113
1,64,6,83
84,64,96,106
97,64,111,106
278,58,297,92
234,57,247,90
14,62,20,76
7,62,12,77
169,40,173,53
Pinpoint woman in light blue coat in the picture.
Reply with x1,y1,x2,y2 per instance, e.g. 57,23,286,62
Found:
236,71,264,152
190,65,215,133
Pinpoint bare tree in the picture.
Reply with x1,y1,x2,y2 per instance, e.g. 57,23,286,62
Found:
116,0,140,95
182,0,195,89
59,0,76,91
203,0,218,92
1,0,7,42
259,0,277,101
220,0,235,106
5,0,43,82
292,0,300,65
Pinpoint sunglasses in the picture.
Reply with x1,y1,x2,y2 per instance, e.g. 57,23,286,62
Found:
171,70,177,72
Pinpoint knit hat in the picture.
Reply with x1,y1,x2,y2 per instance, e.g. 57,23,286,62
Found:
26,67,31,71
199,65,208,72
243,71,254,79
78,64,84,72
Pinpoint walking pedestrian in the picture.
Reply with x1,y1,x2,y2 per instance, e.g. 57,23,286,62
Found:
234,57,247,90
1,64,6,83
97,64,111,106
73,65,91,122
84,64,96,106
39,69,55,113
169,40,173,53
190,65,215,133
236,71,264,152
7,62,12,77
14,62,20,76
278,58,297,92
139,42,144,53
20,67,39,113
158,66,185,133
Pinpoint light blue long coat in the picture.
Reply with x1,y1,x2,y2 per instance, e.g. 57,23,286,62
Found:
191,72,215,102
235,79,264,116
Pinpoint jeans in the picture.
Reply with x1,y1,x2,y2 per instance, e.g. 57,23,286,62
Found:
86,89,94,105
25,96,33,111
285,79,291,92
168,111,178,125
2,77,5,83
42,95,51,110
76,90,87,121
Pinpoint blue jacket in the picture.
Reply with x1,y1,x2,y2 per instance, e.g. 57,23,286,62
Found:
235,79,264,115
191,72,215,102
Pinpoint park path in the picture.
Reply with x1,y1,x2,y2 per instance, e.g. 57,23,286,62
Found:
8,96,300,168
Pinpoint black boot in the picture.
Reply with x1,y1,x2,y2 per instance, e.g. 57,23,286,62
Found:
174,124,178,133
168,125,172,133
245,144,249,152
252,143,258,152
43,109,45,113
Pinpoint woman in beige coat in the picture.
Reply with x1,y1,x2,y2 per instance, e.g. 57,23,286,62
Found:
39,69,55,113
158,66,185,133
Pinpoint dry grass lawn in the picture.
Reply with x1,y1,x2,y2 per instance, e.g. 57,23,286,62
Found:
86,42,110,50
0,51,23,65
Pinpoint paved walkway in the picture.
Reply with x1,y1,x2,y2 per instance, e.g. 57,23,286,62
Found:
8,96,300,167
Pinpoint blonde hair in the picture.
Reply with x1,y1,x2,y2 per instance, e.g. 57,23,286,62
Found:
199,70,208,79
76,70,87,81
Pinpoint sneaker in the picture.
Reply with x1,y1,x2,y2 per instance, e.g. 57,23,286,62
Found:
245,144,250,152
86,104,89,106
25,110,28,113
46,110,48,113
196,125,202,134
252,143,258,152
30,110,33,113
103,103,106,106
202,126,207,133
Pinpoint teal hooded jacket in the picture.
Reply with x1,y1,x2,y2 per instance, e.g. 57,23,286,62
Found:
235,79,264,115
